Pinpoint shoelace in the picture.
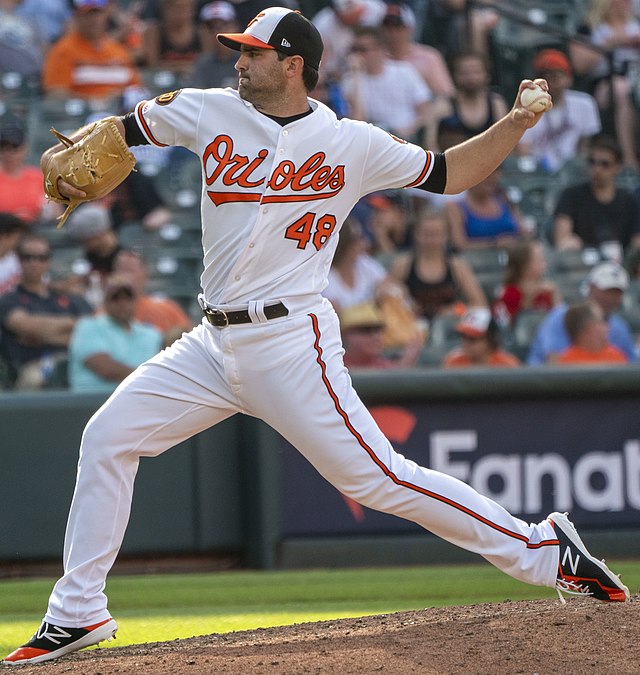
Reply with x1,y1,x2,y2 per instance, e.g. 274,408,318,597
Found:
555,578,593,604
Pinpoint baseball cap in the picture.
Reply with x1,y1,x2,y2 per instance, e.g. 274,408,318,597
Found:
340,303,385,331
200,1,236,23
533,49,572,75
65,204,113,242
456,307,492,338
104,273,136,299
382,3,416,29
0,124,25,148
587,261,629,291
217,7,324,71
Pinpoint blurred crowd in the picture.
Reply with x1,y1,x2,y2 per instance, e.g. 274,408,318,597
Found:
1,0,640,391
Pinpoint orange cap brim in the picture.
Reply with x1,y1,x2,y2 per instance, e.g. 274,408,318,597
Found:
217,33,275,51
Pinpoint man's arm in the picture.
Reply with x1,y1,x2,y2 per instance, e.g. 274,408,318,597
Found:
83,353,135,382
5,309,77,347
443,79,550,195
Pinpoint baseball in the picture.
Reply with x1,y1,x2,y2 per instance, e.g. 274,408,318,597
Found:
520,85,551,113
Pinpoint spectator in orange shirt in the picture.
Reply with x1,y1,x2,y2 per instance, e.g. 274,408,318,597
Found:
0,122,59,227
42,0,142,105
557,300,628,365
113,249,193,346
443,306,520,368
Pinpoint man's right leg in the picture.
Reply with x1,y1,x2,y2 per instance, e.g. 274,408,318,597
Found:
5,325,238,665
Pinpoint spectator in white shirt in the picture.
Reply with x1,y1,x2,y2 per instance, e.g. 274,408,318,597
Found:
519,49,602,173
342,25,432,142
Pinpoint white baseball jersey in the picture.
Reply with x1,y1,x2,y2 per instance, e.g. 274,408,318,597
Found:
134,88,434,306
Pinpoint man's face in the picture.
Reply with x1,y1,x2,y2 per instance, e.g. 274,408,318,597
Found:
453,56,487,94
105,288,137,324
540,69,570,97
75,7,109,41
235,46,289,108
587,148,620,188
350,35,384,72
344,324,385,359
18,240,51,284
0,230,20,258
589,286,623,317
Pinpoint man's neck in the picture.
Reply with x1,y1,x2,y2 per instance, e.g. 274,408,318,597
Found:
21,280,47,296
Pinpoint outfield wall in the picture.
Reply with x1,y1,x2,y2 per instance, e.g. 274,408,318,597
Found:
2,366,640,568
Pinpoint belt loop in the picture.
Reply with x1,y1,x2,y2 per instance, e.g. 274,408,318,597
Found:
248,300,268,324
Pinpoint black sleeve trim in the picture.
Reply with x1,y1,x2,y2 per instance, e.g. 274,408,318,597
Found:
415,152,447,194
122,112,149,147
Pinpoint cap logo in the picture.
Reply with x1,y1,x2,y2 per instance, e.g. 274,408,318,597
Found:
281,38,291,47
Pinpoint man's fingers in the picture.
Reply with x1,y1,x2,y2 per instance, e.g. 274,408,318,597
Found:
58,179,87,199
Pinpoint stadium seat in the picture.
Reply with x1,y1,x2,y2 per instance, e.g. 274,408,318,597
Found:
510,309,549,361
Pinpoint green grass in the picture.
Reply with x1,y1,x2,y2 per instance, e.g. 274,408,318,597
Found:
2,563,638,656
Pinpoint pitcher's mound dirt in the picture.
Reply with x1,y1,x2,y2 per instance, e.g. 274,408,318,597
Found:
13,597,639,675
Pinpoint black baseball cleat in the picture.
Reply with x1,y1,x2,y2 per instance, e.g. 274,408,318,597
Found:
548,512,630,603
3,618,118,665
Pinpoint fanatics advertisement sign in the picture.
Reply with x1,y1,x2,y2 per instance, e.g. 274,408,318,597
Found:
279,398,640,536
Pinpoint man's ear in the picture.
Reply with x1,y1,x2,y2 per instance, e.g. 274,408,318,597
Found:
285,55,305,79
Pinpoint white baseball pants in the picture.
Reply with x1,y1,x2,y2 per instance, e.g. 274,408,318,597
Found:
45,297,559,626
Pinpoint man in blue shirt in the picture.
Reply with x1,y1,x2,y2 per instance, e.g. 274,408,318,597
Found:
527,261,637,365
69,274,162,392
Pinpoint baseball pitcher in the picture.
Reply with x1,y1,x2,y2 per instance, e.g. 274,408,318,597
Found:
5,7,628,666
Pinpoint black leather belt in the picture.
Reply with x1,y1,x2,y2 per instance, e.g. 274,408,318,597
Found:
203,302,289,327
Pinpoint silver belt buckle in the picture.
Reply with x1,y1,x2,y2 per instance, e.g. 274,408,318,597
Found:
209,308,229,327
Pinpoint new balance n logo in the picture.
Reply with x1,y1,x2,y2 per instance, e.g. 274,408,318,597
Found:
36,623,72,645
561,546,580,575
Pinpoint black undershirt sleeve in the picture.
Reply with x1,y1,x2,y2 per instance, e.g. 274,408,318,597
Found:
415,152,447,194
121,112,149,147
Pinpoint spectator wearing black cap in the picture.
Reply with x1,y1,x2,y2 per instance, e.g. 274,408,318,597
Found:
0,121,61,226
68,273,162,393
518,49,601,174
0,212,24,297
381,3,454,99
189,1,241,89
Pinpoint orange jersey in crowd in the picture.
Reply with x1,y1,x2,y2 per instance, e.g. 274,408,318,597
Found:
443,349,521,368
0,167,45,223
135,295,193,334
42,32,141,99
556,345,628,365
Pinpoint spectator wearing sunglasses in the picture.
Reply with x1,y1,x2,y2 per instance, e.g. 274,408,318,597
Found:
553,134,640,256
0,234,91,389
443,306,520,368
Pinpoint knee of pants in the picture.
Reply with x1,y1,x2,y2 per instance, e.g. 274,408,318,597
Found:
80,409,137,461
331,468,393,509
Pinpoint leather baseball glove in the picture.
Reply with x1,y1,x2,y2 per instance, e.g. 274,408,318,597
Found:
43,117,137,229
